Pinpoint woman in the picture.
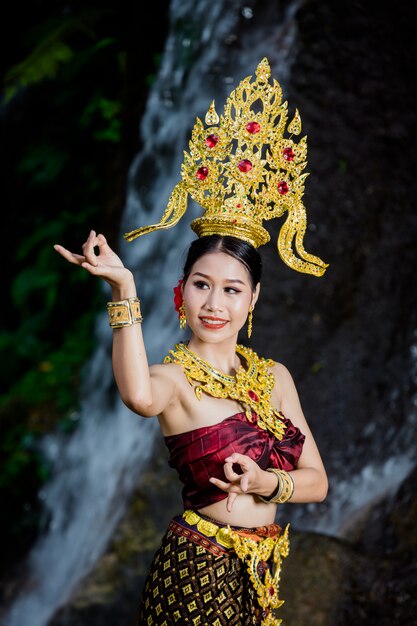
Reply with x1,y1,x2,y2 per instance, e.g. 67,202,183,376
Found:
55,58,329,625
54,230,328,625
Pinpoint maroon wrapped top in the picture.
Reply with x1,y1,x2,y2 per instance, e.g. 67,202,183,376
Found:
164,411,305,510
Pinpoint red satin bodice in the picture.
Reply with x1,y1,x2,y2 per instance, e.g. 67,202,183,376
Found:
164,411,305,510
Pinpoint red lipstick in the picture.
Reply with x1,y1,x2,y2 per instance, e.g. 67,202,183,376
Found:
199,316,229,330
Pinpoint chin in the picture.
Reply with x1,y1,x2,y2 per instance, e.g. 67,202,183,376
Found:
189,323,240,343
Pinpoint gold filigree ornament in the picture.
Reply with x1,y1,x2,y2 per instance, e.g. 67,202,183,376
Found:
124,57,328,276
164,342,286,440
231,524,290,626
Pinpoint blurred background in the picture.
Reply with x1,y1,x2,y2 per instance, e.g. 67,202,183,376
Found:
1,1,417,625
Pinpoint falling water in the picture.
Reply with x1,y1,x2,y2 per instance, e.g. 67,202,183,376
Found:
7,1,415,622
3,1,304,624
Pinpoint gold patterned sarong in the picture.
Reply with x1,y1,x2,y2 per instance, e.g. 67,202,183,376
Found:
138,510,289,625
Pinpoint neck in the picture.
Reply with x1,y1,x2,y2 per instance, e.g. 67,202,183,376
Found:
186,334,241,376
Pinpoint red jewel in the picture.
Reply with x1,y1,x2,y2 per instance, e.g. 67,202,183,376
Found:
246,121,260,134
268,587,275,596
196,166,209,180
248,390,259,402
277,181,289,195
238,159,253,173
205,134,219,148
283,147,295,161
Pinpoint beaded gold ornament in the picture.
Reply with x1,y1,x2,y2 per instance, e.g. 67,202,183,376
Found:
258,469,294,504
164,342,286,440
106,297,142,328
124,57,328,277
182,509,289,626
247,305,254,338
231,523,290,625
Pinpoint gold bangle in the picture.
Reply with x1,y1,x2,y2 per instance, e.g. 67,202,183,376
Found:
106,297,143,328
258,469,294,504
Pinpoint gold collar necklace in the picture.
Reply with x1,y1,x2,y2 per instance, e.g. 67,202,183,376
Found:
164,342,286,440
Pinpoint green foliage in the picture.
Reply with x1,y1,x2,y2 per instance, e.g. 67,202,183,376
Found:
18,144,70,184
4,37,74,103
0,5,127,570
1,0,169,577
2,10,115,104
81,94,122,142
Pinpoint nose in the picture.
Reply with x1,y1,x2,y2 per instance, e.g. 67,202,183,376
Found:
205,287,223,312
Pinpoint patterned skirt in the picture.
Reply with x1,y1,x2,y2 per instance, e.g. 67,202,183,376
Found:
138,510,289,626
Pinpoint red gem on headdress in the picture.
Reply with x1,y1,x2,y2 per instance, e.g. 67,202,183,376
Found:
173,279,183,314
248,390,259,402
238,159,253,173
246,121,260,134
277,181,289,195
196,166,209,180
205,134,219,148
283,147,295,161
268,587,275,597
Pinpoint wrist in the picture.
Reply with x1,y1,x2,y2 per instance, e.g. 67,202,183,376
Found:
111,270,136,300
258,469,294,504
257,469,279,498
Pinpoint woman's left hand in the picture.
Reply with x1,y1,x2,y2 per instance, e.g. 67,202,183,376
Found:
209,453,272,512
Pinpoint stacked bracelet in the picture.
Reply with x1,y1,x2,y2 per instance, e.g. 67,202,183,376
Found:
258,468,294,504
106,297,143,328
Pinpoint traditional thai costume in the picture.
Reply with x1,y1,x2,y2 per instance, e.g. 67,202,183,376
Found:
138,344,305,625
117,58,327,625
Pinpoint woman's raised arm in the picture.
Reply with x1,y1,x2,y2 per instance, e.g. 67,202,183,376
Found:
54,230,176,417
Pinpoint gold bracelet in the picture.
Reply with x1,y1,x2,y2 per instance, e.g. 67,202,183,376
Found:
258,468,294,504
106,297,143,328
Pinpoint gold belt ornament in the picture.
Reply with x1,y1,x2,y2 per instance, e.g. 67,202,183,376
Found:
183,509,235,549
182,510,290,625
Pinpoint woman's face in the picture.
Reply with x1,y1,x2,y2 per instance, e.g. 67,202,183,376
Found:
182,252,259,342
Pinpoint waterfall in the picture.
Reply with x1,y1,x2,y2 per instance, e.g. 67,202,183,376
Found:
3,1,304,624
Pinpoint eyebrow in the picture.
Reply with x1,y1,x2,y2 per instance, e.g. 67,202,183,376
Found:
191,272,246,285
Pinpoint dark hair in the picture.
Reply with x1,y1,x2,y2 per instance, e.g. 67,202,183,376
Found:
182,235,262,291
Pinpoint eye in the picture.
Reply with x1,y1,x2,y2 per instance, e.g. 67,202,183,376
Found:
193,280,209,289
225,287,240,294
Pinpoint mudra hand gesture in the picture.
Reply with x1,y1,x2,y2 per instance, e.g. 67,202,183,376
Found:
54,230,131,288
210,453,271,512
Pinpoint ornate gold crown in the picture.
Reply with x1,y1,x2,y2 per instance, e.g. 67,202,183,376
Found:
124,58,328,276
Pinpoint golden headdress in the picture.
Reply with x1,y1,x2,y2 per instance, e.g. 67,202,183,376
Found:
124,58,328,276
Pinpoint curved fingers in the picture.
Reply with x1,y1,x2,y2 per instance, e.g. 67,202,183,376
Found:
223,462,242,482
224,452,253,469
209,477,231,491
209,476,244,493
53,244,85,266
227,492,238,512
81,230,99,267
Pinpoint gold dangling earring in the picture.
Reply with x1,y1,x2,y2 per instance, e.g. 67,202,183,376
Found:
179,301,187,330
247,305,253,338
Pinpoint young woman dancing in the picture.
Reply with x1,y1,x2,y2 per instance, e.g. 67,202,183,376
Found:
55,59,328,625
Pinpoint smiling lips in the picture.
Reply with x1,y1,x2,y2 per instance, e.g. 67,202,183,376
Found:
199,316,229,330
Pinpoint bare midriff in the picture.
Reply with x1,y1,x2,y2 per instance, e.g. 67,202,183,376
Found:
198,493,277,528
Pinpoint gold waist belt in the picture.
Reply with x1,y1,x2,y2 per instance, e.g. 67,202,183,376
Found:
182,509,290,626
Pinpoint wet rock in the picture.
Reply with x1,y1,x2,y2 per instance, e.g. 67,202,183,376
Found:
49,437,182,626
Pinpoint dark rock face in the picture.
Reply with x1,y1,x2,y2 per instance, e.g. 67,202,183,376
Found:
49,1,417,625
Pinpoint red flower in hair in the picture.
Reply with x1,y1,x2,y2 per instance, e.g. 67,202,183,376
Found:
173,279,183,316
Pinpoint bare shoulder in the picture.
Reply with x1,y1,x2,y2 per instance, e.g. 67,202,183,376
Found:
149,361,190,396
269,361,300,412
272,361,297,386
142,361,189,418
149,361,186,383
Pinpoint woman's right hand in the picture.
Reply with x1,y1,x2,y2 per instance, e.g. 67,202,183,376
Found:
54,230,132,290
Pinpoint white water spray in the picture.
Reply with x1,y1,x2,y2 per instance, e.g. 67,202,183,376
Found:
3,2,304,624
